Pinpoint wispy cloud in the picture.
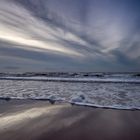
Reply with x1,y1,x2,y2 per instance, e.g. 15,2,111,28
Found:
0,0,140,72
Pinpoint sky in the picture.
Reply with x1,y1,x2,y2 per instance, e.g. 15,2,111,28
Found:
0,0,140,72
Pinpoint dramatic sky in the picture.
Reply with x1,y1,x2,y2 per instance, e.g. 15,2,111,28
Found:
0,0,140,72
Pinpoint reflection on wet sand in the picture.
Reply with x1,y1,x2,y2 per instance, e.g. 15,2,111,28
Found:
0,105,65,130
0,100,140,140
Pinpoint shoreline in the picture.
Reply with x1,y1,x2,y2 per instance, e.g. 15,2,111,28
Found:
0,98,140,111
0,100,140,140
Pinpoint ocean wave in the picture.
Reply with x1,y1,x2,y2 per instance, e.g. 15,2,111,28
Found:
0,76,140,110
0,76,140,83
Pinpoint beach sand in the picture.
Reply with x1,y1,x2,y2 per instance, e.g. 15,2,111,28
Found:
0,100,140,140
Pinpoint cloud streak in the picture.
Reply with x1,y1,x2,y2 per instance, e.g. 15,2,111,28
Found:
0,0,140,72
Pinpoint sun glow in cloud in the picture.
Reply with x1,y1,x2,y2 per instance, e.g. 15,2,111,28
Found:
0,30,83,56
0,0,84,57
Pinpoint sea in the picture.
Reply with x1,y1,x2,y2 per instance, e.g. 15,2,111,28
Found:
0,72,140,110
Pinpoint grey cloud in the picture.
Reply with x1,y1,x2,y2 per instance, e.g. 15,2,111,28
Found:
0,0,140,72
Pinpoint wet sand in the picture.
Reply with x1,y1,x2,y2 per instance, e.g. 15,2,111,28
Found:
0,100,140,140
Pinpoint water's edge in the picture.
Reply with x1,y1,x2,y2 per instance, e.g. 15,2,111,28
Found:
0,97,140,111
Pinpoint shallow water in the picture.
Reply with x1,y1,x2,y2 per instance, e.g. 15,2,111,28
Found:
0,78,140,109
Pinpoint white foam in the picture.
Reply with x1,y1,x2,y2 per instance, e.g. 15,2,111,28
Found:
0,76,140,110
69,102,140,110
0,95,140,110
70,94,88,103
